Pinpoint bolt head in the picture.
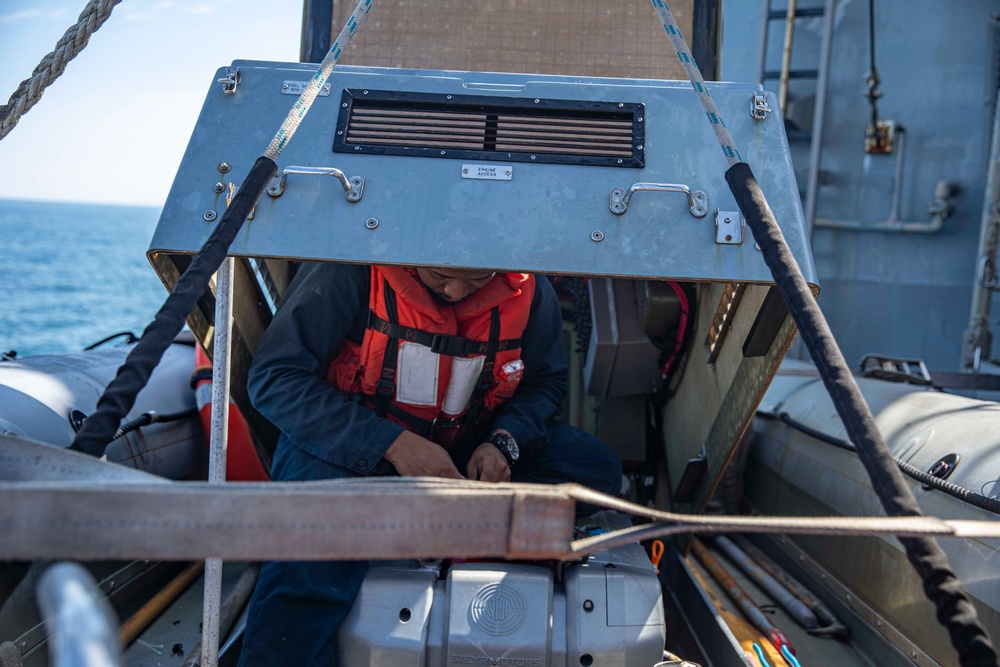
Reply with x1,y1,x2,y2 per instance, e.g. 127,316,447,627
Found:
365,218,379,229
218,162,231,173
591,230,604,242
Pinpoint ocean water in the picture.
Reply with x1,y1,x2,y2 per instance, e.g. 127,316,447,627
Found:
1,199,168,357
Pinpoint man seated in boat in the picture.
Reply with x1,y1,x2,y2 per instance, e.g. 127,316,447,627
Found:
237,262,621,666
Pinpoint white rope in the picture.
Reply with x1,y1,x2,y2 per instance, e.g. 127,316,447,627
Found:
0,0,122,141
648,0,742,166
263,0,375,160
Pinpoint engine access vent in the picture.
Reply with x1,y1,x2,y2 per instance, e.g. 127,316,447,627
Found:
333,89,645,168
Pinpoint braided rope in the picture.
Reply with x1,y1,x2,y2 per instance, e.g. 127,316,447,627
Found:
0,0,122,141
648,0,742,165
264,0,374,160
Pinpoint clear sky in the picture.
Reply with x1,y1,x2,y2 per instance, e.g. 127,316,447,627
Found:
0,0,304,206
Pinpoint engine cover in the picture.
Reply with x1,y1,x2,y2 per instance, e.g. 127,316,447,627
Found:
338,535,665,666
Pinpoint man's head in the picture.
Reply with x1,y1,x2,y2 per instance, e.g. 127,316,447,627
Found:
415,267,496,304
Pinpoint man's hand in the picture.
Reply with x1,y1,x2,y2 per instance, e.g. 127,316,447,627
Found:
384,430,465,479
466,442,511,483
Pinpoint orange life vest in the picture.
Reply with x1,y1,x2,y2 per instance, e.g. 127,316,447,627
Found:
326,266,535,449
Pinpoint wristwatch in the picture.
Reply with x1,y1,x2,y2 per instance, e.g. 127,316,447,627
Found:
489,432,520,468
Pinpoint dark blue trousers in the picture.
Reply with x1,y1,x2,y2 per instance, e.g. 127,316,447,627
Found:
237,422,621,667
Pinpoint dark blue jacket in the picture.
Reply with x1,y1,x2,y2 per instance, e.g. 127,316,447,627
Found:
247,263,568,476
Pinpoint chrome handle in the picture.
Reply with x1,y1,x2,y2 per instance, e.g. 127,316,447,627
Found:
610,182,708,218
267,166,365,202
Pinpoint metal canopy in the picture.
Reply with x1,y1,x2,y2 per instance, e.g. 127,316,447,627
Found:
150,61,816,285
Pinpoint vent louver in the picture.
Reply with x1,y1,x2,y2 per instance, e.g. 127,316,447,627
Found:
334,90,644,168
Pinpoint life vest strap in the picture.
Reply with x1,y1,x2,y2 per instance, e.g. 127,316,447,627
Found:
359,395,466,438
367,312,521,357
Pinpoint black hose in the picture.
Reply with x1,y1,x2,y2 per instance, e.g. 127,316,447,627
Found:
83,331,138,351
112,408,199,440
756,410,1000,516
70,156,278,457
726,161,997,665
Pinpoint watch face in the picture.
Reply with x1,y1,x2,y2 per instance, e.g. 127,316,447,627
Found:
506,438,519,462
492,434,519,464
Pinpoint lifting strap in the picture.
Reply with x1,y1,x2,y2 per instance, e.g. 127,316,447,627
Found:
5,436,1000,563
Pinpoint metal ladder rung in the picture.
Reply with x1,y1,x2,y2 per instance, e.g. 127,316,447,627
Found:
763,69,819,80
767,7,825,20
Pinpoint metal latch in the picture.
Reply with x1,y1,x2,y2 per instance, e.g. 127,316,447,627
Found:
267,166,365,202
715,209,745,244
750,92,771,121
218,67,241,95
610,182,708,217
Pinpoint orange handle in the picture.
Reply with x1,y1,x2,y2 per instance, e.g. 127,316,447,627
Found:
650,540,665,574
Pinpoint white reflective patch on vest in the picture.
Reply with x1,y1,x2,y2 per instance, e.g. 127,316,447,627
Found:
442,355,486,416
395,342,440,407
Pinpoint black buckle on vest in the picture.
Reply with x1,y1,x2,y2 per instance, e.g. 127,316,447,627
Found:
430,334,467,357
435,416,462,430
375,378,395,398
476,373,494,392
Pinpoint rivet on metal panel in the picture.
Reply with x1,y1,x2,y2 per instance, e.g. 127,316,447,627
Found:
440,151,446,155
462,168,468,174
583,599,594,612
591,230,604,242
204,210,217,222
638,117,644,122
218,162,231,174
365,218,379,230
618,103,624,108
363,90,369,94
447,95,453,100
637,145,644,151
213,182,225,194
530,155,537,160
342,102,348,108
534,99,540,103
